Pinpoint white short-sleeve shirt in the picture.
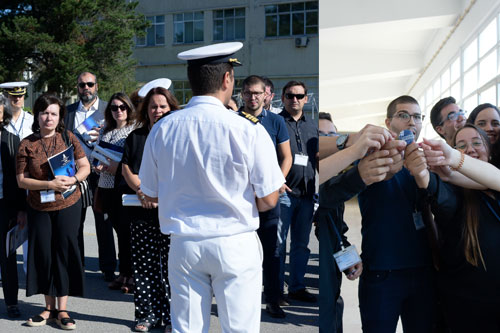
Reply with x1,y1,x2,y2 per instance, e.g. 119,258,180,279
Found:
139,96,285,237
6,111,33,139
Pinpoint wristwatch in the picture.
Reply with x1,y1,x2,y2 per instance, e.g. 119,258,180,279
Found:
336,134,349,150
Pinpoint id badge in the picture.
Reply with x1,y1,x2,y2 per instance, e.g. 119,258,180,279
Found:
333,245,361,272
40,190,56,203
294,154,308,166
413,211,425,230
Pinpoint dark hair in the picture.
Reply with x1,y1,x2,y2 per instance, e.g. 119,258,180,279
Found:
241,75,265,91
0,94,10,130
386,95,419,118
261,76,274,94
187,63,234,96
138,87,180,128
282,80,308,96
129,89,143,111
32,94,66,133
319,112,332,122
430,97,456,135
452,123,490,270
466,103,500,126
103,92,136,134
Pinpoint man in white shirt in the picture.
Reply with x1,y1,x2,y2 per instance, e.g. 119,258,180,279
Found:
64,72,116,281
140,42,284,333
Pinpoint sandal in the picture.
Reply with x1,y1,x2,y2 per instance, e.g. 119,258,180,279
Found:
7,305,21,318
56,310,76,330
26,308,57,327
108,275,126,290
134,321,153,332
121,277,135,294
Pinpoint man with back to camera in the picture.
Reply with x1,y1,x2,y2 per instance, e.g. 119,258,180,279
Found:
65,72,116,282
430,96,466,145
338,95,436,332
139,42,284,332
277,80,318,303
239,75,292,318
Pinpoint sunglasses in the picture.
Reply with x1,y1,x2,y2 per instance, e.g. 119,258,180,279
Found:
78,82,96,88
285,93,306,100
110,104,128,112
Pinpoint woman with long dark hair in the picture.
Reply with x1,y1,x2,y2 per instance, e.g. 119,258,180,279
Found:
94,92,137,293
16,94,90,329
121,86,179,332
406,123,500,332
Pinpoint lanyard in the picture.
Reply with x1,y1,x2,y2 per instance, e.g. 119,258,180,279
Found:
40,135,57,159
9,111,25,138
327,212,345,250
483,193,500,223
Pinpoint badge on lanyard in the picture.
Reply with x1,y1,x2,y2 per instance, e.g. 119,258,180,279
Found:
413,211,425,230
333,245,361,272
294,153,308,166
40,190,56,203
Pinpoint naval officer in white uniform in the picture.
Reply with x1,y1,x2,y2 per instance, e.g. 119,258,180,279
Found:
139,42,284,333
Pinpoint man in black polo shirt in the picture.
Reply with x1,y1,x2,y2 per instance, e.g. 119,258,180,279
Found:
278,80,318,303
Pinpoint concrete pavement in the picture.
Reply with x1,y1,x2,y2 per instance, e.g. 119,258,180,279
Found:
0,211,319,332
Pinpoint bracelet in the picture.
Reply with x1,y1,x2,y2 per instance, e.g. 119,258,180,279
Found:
74,175,80,185
451,150,465,171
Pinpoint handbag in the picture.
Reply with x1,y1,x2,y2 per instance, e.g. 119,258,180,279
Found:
61,130,92,208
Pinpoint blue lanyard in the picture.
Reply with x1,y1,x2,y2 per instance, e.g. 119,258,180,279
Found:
327,213,345,250
9,111,25,138
483,193,500,223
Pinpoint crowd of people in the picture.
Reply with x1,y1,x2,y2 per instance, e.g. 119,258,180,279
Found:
319,95,500,333
0,42,321,332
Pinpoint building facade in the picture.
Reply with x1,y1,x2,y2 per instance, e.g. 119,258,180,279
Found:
132,0,319,114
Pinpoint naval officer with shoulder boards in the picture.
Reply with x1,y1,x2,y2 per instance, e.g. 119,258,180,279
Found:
139,42,284,332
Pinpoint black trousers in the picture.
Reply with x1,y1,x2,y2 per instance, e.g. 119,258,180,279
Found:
257,203,281,304
26,200,84,297
0,199,19,306
99,187,132,277
131,211,170,325
84,172,117,274
442,293,500,332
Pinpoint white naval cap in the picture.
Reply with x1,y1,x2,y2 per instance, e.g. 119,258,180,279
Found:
138,78,172,97
0,81,29,95
177,42,243,66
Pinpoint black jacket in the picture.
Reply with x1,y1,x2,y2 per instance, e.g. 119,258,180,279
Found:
1,129,25,220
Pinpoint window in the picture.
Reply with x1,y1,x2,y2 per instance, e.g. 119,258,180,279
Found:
174,12,204,44
214,8,245,41
136,16,165,47
173,81,192,105
265,1,318,37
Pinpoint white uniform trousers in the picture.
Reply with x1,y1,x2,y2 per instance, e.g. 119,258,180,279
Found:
169,231,263,333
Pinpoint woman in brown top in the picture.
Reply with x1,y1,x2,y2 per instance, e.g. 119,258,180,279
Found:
16,94,90,330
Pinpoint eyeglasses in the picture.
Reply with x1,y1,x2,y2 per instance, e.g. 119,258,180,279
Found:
319,131,337,137
285,93,306,100
78,82,96,89
438,110,465,126
455,139,484,151
242,91,265,98
392,112,424,123
110,104,128,112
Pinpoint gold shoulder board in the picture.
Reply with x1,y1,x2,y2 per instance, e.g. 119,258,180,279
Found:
238,111,260,124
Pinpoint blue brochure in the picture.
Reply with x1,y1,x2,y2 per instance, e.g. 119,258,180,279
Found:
48,145,77,198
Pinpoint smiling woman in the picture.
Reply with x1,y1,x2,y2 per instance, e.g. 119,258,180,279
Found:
467,103,500,145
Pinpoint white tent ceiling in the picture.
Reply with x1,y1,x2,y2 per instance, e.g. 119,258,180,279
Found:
319,0,467,131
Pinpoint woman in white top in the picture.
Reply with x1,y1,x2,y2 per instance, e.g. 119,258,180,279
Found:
94,92,136,293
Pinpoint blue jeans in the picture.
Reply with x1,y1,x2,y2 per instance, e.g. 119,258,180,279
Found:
277,192,314,294
359,267,436,333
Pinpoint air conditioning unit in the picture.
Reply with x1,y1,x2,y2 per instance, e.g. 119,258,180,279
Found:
295,37,309,48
